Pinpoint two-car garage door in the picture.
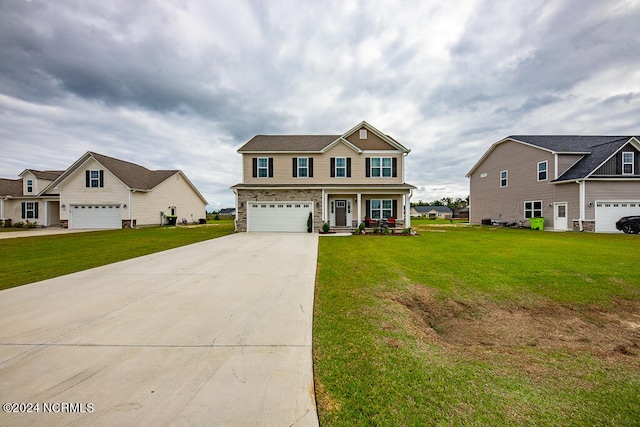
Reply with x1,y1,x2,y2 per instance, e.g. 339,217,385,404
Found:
247,202,313,232
70,205,122,229
595,201,640,233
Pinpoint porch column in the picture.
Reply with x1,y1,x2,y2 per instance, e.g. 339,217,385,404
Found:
404,192,411,228
322,189,328,222
357,193,362,224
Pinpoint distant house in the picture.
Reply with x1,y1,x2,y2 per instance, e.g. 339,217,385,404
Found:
466,135,640,232
411,205,453,219
1,152,208,229
218,208,236,219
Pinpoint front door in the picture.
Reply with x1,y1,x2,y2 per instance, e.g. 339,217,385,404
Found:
335,200,347,226
554,202,568,231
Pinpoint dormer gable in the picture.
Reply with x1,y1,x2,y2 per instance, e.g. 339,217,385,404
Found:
342,121,411,153
18,169,64,196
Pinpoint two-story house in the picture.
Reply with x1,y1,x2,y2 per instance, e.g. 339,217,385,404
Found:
467,135,640,232
0,170,64,227
231,121,416,232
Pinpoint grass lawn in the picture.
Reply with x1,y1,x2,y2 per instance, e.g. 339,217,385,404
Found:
0,220,235,290
314,223,640,426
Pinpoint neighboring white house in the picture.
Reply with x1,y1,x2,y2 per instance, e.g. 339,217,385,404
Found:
1,152,208,229
410,205,453,218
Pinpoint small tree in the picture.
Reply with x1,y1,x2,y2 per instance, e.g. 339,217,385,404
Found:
307,212,313,233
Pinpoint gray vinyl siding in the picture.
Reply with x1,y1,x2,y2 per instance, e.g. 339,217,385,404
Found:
583,180,640,221
469,140,565,225
592,143,640,176
557,154,584,178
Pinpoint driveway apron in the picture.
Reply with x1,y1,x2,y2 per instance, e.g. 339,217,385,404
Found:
0,233,319,426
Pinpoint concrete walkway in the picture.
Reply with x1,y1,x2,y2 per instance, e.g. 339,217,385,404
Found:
0,233,319,426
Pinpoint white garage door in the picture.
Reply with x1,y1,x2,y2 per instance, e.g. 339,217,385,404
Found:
70,205,122,229
595,201,640,232
247,202,313,232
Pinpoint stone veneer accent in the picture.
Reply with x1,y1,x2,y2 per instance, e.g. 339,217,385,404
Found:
59,219,133,229
572,220,595,232
235,189,323,232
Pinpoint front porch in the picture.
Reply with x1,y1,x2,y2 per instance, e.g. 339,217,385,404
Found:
322,188,412,231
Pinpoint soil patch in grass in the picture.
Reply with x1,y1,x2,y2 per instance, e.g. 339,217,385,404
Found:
391,284,640,362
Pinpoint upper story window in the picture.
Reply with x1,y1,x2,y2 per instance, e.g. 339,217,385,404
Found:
359,129,367,139
623,152,634,174
26,179,33,193
336,157,346,177
371,157,392,177
537,161,548,181
500,170,508,187
86,170,104,188
252,157,274,178
292,157,313,178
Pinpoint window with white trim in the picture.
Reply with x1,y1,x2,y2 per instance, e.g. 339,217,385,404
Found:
257,157,269,178
359,129,367,139
371,157,392,178
335,157,346,177
500,170,508,187
524,201,542,218
537,161,548,181
371,199,392,219
297,157,309,178
90,170,101,187
26,179,33,193
25,202,36,219
622,152,634,174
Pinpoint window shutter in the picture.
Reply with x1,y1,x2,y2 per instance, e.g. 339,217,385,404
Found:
347,158,351,177
392,200,397,219
330,158,335,177
99,170,104,187
252,158,257,177
34,202,39,219
366,158,371,177
21,202,26,218
392,158,397,178
309,158,313,177
86,171,90,187
292,158,297,177
366,200,371,217
268,158,274,177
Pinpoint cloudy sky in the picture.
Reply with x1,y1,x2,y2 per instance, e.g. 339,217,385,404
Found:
1,0,639,209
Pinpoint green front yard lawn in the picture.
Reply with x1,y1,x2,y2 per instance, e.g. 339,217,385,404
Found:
314,224,640,426
0,221,235,290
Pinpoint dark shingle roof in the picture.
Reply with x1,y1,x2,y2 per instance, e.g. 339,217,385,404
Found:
238,135,341,152
509,135,631,153
413,205,452,213
89,152,178,190
0,178,23,197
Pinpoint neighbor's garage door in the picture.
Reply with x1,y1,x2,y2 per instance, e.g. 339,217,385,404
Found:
595,201,640,232
247,202,313,232
70,205,121,229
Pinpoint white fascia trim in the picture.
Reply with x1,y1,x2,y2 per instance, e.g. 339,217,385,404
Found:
321,137,363,153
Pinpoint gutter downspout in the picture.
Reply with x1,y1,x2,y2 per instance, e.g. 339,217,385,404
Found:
577,180,585,232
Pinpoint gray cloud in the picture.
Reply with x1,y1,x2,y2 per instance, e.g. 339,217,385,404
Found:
1,0,639,207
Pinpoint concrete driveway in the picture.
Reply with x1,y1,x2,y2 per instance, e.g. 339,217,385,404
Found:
0,233,319,426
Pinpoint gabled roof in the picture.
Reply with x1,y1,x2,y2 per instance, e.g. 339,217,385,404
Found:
19,170,65,181
0,178,23,197
467,135,639,179
237,121,410,153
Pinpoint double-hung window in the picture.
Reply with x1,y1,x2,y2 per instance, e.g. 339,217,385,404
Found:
622,152,634,175
335,157,346,177
371,199,393,219
24,202,37,219
257,157,269,178
26,179,33,193
524,201,542,218
90,170,100,187
500,170,508,187
297,157,309,178
537,161,548,181
371,157,392,177
86,170,104,188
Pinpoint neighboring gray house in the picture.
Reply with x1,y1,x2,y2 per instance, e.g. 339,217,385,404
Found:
411,205,453,218
467,136,640,232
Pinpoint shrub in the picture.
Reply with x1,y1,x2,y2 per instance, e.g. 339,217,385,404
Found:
322,222,330,233
13,221,24,228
